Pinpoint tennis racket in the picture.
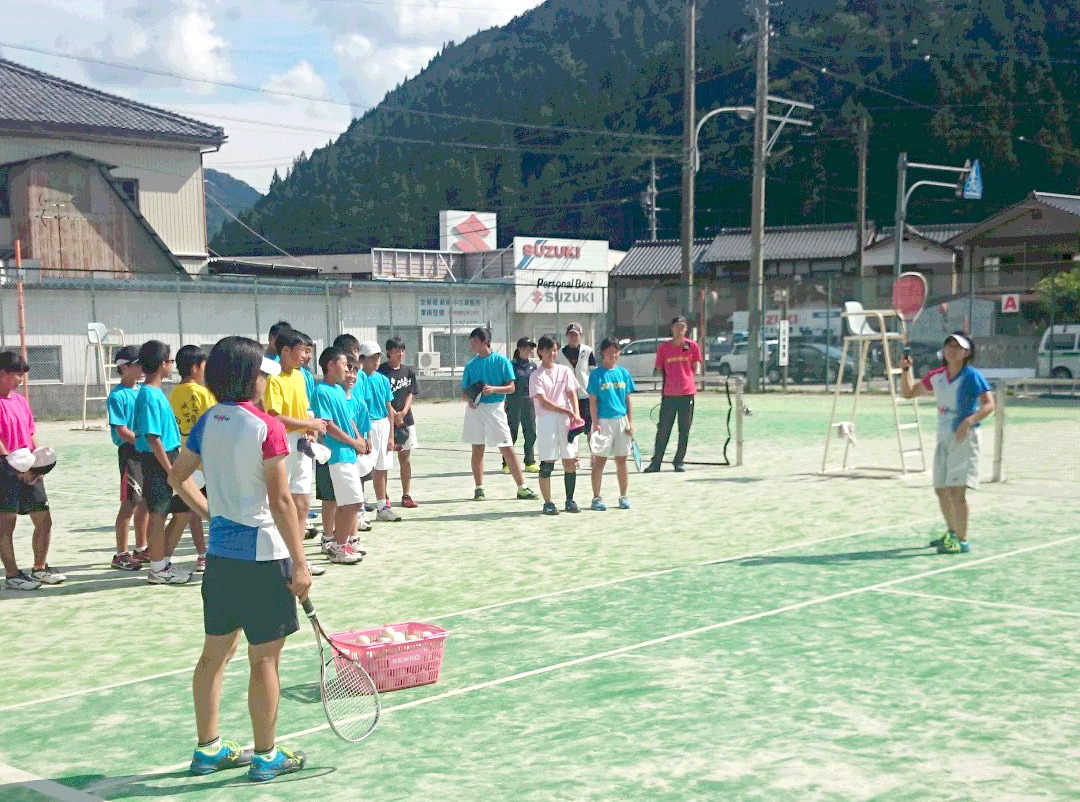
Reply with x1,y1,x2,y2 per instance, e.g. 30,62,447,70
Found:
629,437,642,472
892,271,928,358
301,597,381,743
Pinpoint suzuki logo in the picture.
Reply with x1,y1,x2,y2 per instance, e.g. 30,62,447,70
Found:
452,214,492,253
531,289,544,305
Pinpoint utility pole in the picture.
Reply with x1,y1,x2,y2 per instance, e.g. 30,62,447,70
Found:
856,115,868,302
892,151,908,280
680,0,697,316
648,157,658,241
746,0,769,393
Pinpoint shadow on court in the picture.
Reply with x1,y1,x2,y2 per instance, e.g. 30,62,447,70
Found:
51,766,337,799
738,546,931,567
281,682,323,704
686,477,763,484
12,570,203,597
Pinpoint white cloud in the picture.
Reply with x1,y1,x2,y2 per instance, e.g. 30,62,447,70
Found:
263,61,330,100
332,35,438,112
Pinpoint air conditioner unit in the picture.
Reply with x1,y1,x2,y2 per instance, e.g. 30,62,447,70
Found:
417,351,441,371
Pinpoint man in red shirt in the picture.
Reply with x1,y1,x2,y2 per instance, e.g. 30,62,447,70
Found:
644,316,701,472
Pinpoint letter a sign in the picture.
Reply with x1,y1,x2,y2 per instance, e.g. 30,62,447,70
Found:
1001,293,1020,314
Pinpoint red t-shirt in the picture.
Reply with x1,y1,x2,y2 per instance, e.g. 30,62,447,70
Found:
654,339,702,396
0,390,35,452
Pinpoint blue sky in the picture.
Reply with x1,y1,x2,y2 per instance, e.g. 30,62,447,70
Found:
0,0,544,192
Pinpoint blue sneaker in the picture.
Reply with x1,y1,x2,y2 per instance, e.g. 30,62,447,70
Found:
190,739,253,775
937,532,970,554
591,497,607,511
248,746,306,782
618,496,630,510
542,501,559,515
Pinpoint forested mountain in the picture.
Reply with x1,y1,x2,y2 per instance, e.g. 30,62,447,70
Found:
204,169,262,240
212,0,1080,256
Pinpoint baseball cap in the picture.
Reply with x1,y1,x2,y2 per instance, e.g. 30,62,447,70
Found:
357,340,383,357
671,315,688,326
945,333,972,351
260,357,281,376
516,336,537,349
114,345,140,367
565,322,582,334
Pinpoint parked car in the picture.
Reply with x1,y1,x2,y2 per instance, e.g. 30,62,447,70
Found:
618,337,665,378
704,335,736,373
1036,324,1080,378
718,340,777,376
765,342,856,385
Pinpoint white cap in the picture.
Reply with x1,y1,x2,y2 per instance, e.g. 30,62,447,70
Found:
260,357,282,376
357,341,382,357
945,333,972,351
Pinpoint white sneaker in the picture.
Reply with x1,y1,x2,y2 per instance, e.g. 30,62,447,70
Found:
5,571,41,591
306,561,326,577
326,543,361,565
320,536,334,555
147,563,192,584
377,506,401,522
348,536,368,556
30,565,66,584
358,518,373,532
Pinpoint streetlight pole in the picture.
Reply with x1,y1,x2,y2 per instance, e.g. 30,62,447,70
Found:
680,0,697,317
746,0,770,393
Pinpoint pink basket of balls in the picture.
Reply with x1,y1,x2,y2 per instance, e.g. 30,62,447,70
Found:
328,622,448,693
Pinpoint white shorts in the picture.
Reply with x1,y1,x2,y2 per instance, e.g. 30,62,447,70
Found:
536,414,579,462
933,428,981,490
462,402,513,448
328,461,366,506
592,417,632,459
369,418,392,471
286,432,315,495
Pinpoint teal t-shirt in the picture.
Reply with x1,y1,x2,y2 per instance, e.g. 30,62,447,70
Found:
311,382,357,464
106,383,138,448
133,384,182,453
346,393,372,438
363,370,394,420
301,366,315,401
461,352,515,404
587,365,636,419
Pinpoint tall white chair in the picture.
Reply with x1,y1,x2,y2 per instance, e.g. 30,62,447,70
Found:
81,322,125,430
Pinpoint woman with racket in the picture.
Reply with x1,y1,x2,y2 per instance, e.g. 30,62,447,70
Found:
899,332,994,554
168,337,312,783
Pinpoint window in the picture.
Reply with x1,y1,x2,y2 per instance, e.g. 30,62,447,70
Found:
431,333,472,369
376,326,422,365
117,179,139,207
1048,334,1077,351
26,346,62,383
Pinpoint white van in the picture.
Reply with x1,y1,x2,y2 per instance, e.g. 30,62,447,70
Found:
1036,324,1080,378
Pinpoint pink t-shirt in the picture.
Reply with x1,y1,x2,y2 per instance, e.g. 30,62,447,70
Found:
0,390,35,452
655,339,702,396
529,363,579,419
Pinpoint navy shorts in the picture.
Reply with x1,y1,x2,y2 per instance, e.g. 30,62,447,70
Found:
0,471,48,515
139,449,189,515
201,555,299,645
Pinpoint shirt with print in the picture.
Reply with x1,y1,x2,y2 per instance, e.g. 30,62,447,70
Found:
133,384,182,454
377,362,419,426
106,383,139,448
170,381,216,447
461,352,515,404
311,382,358,464
587,365,636,420
187,401,290,561
529,363,579,421
263,369,310,433
363,370,394,421
511,356,537,398
655,339,702,396
346,393,372,438
0,390,35,453
921,365,991,440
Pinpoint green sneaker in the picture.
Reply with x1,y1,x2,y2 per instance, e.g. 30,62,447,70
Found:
190,739,253,775
248,745,306,782
473,487,486,502
937,532,968,554
516,486,538,500
929,532,949,548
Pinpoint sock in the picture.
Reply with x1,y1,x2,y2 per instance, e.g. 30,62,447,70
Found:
380,498,389,509
197,736,222,753
150,559,168,573
255,746,277,761
115,551,126,557
517,484,526,491
564,472,577,500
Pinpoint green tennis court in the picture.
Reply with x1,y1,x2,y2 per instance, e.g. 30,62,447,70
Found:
1,391,1077,801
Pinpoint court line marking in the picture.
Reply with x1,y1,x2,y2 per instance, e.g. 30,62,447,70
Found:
0,509,966,713
86,532,1080,795
873,588,1080,618
0,761,106,802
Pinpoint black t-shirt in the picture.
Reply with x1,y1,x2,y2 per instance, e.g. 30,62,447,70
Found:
377,363,419,427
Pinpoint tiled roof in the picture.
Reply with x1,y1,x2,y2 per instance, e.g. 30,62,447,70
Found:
702,222,868,263
1032,192,1080,218
874,223,967,245
0,58,225,146
610,238,712,277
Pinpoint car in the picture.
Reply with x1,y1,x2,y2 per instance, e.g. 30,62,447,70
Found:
765,342,856,385
617,337,665,378
718,340,777,376
1036,324,1080,378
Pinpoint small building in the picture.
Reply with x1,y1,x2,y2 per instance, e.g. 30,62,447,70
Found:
0,57,226,274
863,223,963,299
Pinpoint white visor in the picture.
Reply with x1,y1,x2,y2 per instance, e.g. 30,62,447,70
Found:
260,357,282,376
946,334,972,352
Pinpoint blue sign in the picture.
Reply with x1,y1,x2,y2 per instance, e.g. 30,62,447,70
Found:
962,159,983,200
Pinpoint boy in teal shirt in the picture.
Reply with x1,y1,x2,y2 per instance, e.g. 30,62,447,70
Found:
586,338,636,511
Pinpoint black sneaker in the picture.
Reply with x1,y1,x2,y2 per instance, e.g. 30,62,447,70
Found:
673,463,686,472
564,499,580,513
542,501,559,515
643,462,661,474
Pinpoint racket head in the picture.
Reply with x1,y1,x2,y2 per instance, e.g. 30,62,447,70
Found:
319,645,381,743
892,272,928,324
630,439,642,472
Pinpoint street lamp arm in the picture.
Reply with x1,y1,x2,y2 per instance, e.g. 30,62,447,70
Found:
903,179,958,210
693,106,754,172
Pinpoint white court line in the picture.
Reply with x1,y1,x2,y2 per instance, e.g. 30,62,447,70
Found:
87,532,1080,796
0,510,960,713
873,588,1080,618
0,761,106,802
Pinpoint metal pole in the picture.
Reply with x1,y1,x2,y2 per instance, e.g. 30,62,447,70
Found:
325,280,332,346
0,262,6,347
254,274,261,341
15,239,28,397
176,273,184,344
968,243,975,334
781,289,789,390
680,0,697,316
825,274,832,391
746,0,769,393
892,152,907,279
388,286,394,336
649,157,658,241
1049,274,1056,375
90,269,97,324
450,293,457,378
857,116,868,302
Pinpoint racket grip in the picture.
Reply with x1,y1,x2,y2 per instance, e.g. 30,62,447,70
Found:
902,345,911,358
301,597,315,617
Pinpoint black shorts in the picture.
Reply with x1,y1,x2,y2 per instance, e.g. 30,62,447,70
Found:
118,443,144,505
139,449,189,515
315,461,335,502
202,555,299,645
0,471,48,515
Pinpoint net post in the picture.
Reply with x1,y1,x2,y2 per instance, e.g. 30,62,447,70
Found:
991,379,1006,483
734,375,744,466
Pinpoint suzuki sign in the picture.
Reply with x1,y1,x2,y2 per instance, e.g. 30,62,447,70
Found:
513,237,609,273
440,211,497,253
516,270,608,314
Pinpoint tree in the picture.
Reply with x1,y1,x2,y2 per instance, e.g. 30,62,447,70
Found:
1038,267,1080,323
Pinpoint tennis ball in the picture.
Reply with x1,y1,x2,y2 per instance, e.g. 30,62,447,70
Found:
378,636,393,643
392,632,407,643
421,630,433,638
357,635,371,646
381,626,397,637
405,633,420,641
